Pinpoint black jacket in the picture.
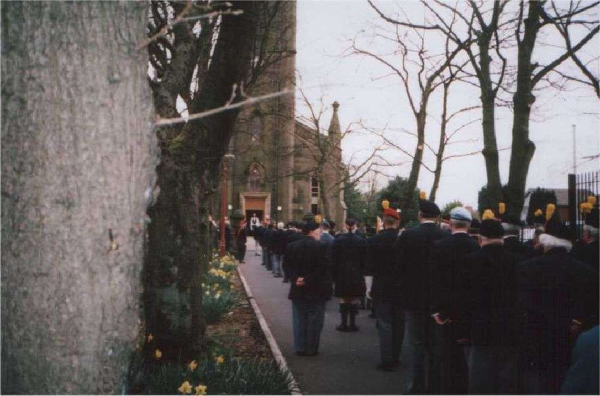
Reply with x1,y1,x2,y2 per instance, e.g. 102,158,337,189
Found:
331,232,367,297
271,229,287,255
395,222,448,309
236,227,248,245
517,248,599,367
503,236,534,261
459,244,520,346
572,239,599,273
283,236,332,301
429,232,479,319
366,228,402,301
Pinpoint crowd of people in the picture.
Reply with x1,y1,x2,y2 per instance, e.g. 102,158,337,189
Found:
240,195,599,395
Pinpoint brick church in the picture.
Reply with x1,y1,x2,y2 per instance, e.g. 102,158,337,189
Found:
225,1,347,230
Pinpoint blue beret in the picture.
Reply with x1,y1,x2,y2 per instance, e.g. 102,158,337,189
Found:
450,207,472,222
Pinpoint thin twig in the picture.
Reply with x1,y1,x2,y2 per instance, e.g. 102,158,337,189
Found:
154,90,292,127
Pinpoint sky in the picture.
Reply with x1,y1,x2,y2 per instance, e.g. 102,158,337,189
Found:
295,0,600,209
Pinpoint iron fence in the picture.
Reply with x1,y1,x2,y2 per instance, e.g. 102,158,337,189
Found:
568,171,600,240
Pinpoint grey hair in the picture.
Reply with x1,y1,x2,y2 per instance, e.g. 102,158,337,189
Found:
450,219,470,230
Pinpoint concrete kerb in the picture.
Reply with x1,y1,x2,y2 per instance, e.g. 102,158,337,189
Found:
237,266,302,395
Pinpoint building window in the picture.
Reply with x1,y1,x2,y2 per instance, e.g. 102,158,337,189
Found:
247,162,265,192
249,114,262,142
311,176,319,214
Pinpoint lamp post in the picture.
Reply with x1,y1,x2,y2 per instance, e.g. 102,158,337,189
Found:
220,153,235,257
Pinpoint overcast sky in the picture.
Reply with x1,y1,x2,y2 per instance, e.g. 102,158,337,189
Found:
295,0,600,209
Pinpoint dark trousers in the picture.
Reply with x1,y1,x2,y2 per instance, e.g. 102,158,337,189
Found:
265,250,273,270
401,309,434,394
432,323,469,394
468,346,519,394
236,243,246,262
375,299,405,366
292,299,326,355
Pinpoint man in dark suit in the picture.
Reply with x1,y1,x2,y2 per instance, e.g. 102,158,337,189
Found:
500,210,533,260
396,198,447,394
282,221,332,356
572,206,599,273
429,207,479,394
365,203,403,371
282,222,303,283
331,218,367,332
518,214,599,394
460,218,521,394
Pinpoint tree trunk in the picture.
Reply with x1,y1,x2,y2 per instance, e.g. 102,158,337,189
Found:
429,82,450,203
1,2,153,393
402,110,426,216
479,40,503,207
144,1,258,357
507,1,540,219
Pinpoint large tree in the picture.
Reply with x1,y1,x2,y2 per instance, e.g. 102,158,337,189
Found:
366,0,599,218
2,2,153,393
143,1,292,356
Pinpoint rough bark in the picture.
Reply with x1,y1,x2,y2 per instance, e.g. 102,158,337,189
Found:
1,2,153,393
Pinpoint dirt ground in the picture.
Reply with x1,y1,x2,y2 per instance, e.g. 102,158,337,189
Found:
206,270,273,361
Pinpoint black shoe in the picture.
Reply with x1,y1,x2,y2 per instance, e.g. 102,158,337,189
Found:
336,324,350,332
295,351,307,356
377,363,395,372
348,325,359,332
283,279,289,283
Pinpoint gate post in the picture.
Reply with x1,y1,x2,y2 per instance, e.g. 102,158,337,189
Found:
568,173,577,238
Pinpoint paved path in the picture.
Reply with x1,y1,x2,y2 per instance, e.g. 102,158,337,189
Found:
238,238,404,395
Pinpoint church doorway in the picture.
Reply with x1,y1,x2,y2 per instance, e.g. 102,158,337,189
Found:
240,192,271,224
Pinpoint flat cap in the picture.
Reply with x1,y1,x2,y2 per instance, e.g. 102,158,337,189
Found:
419,200,441,217
302,221,319,233
450,207,472,222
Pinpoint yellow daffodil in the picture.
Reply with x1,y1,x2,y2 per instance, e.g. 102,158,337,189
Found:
195,384,207,395
155,349,162,359
215,355,225,364
147,334,154,342
188,360,198,371
178,381,193,394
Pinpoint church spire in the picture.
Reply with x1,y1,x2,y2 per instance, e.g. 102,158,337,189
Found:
327,101,341,137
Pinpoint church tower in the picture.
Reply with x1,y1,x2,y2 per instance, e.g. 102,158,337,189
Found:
325,101,347,228
229,1,296,224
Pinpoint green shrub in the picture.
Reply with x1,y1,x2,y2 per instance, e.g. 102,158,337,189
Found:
133,357,295,395
202,290,237,325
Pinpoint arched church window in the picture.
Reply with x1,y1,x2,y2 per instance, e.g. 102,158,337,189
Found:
247,163,265,192
249,114,262,142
